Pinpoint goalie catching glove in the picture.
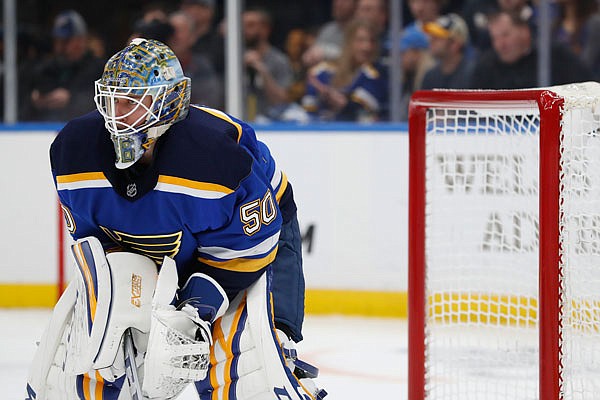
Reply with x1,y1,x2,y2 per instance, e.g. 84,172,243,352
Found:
141,258,229,399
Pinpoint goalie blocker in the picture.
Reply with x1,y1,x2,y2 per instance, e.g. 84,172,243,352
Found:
26,237,326,400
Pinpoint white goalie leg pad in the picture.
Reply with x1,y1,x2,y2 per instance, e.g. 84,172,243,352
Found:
26,281,77,400
65,237,158,378
142,257,213,400
203,270,326,400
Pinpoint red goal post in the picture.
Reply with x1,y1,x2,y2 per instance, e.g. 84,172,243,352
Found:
408,83,600,400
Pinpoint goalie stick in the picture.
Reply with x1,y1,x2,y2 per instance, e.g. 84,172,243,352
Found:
124,328,145,400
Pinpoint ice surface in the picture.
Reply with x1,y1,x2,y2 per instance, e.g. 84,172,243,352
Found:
1,310,407,399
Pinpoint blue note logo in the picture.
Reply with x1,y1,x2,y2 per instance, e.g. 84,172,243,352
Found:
100,226,183,263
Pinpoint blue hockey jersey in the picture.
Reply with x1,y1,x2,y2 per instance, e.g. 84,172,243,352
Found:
50,105,292,297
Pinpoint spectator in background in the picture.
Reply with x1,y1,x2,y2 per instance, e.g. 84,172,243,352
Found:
302,19,388,122
87,31,107,59
470,10,592,89
168,11,223,108
127,1,174,43
21,10,105,121
136,1,170,25
421,13,474,89
242,7,294,121
302,0,357,67
129,18,174,44
398,25,435,120
180,0,225,78
285,28,314,104
407,0,447,28
551,0,600,79
355,0,389,54
461,0,533,54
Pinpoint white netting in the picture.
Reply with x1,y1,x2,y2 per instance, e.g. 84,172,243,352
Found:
425,106,541,400
420,82,600,400
556,90,600,400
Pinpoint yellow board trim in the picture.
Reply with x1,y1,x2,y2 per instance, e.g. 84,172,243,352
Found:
306,289,408,318
0,284,59,307
0,284,409,317
427,292,538,327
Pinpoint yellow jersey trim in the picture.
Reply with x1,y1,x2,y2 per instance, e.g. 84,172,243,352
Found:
157,175,235,194
194,105,243,143
56,171,107,183
198,246,278,273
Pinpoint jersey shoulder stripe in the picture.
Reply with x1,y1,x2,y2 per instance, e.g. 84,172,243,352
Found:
156,175,234,199
56,172,110,191
55,171,235,200
192,105,243,143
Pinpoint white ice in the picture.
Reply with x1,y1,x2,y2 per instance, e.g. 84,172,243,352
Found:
1,309,407,399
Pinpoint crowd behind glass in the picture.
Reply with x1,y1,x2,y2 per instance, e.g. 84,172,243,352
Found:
7,0,600,123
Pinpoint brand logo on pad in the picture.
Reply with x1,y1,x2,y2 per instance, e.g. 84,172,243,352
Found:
131,273,142,307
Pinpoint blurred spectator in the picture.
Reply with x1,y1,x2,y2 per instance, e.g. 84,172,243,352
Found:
302,0,357,67
129,18,174,44
168,11,223,108
137,1,170,24
243,7,294,121
470,10,592,89
551,0,600,71
285,28,313,104
180,0,225,77
87,31,107,59
21,10,105,121
407,0,448,28
355,0,389,51
302,19,388,122
421,13,474,89
398,26,435,120
461,0,533,54
127,1,173,43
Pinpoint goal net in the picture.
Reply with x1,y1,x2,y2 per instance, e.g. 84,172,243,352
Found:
408,82,600,400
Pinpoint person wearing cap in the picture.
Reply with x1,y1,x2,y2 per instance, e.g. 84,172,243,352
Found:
398,25,435,120
22,9,105,121
421,13,474,90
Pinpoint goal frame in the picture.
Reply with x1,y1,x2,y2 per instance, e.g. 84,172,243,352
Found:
407,89,564,400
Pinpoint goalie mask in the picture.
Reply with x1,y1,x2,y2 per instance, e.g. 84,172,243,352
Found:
94,38,191,169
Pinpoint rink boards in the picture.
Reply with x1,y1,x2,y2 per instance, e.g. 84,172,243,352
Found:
0,123,408,316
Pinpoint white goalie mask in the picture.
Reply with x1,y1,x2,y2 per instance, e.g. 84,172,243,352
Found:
94,38,191,169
